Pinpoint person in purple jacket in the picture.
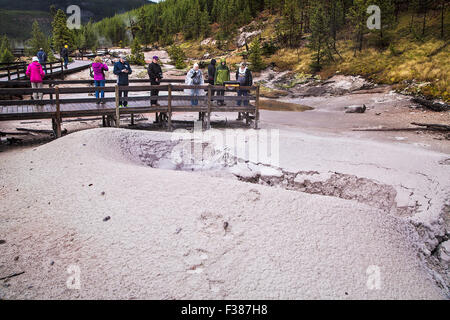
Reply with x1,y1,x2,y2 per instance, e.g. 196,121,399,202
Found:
92,56,109,104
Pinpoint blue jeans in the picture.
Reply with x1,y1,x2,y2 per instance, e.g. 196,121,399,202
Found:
191,98,199,106
237,90,249,106
63,57,69,68
95,80,106,99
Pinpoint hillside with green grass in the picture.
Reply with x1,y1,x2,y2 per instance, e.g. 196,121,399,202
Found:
167,8,449,102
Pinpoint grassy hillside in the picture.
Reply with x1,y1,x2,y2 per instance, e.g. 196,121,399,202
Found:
177,10,449,102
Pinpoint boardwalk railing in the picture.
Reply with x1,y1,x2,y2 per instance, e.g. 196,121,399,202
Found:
70,48,109,60
12,48,25,57
0,80,260,137
0,61,66,81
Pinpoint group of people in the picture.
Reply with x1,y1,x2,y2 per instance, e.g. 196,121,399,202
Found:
25,47,253,109
185,58,253,107
92,54,163,107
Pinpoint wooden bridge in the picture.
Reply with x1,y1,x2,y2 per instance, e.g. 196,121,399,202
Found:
0,79,260,137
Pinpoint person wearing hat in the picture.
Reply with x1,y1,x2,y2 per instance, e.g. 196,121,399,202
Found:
26,57,45,102
37,48,47,74
185,63,204,107
113,55,133,107
214,58,230,106
60,45,69,70
236,62,253,106
148,56,163,106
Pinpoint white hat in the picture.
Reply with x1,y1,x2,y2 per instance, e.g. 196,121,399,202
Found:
32,56,39,62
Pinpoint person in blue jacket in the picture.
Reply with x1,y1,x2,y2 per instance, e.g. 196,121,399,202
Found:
37,48,47,74
113,55,132,107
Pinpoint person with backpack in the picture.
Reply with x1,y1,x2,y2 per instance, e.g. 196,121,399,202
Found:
185,63,204,106
92,56,109,104
214,58,230,106
60,45,69,69
37,48,47,74
235,62,253,106
26,57,45,103
113,55,132,107
148,56,163,106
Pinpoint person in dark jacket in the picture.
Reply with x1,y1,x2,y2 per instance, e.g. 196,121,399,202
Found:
37,48,47,74
207,59,216,96
148,56,163,106
60,45,69,69
236,62,253,106
113,55,132,107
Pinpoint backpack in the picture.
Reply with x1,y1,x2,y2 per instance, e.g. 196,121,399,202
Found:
193,76,201,85
191,71,201,85
89,65,94,78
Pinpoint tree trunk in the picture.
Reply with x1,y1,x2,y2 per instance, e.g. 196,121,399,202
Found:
442,1,445,38
317,40,321,66
359,31,363,52
422,12,426,36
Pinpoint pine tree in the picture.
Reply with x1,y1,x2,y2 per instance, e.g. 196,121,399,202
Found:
308,1,332,71
0,35,15,64
129,37,145,65
82,21,98,52
27,21,54,61
371,0,395,44
348,0,368,56
249,38,264,71
52,9,75,52
168,45,187,69
277,0,302,48
200,9,211,38
411,0,433,36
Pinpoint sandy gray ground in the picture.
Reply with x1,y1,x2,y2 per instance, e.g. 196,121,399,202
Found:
0,51,449,299
0,128,448,299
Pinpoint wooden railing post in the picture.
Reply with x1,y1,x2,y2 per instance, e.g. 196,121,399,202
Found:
55,86,62,138
207,85,212,130
167,84,172,131
7,67,11,81
49,83,53,102
255,85,260,129
115,84,120,128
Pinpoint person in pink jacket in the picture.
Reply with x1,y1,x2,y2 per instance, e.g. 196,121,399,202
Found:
26,57,45,101
92,56,109,104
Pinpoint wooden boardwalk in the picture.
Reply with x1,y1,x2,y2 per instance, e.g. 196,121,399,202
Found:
0,100,257,120
0,80,260,137
0,60,92,82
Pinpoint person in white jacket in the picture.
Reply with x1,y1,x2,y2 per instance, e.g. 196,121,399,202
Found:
185,63,204,106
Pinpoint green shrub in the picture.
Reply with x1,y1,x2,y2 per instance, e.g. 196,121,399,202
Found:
168,45,187,69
